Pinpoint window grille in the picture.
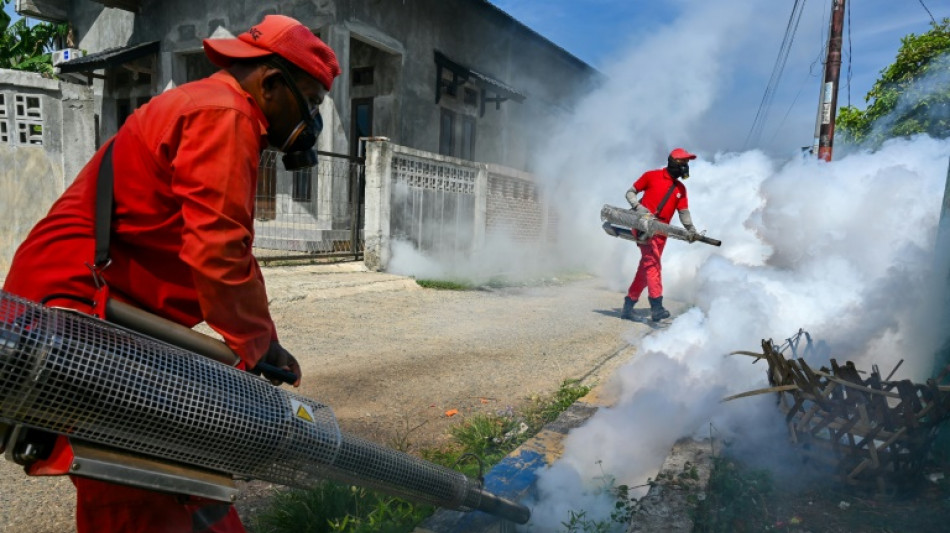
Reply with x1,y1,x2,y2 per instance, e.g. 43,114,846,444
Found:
15,94,42,120
292,168,312,202
17,122,43,145
0,94,9,144
14,94,43,146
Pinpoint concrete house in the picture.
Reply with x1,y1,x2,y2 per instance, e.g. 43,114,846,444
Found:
12,0,598,267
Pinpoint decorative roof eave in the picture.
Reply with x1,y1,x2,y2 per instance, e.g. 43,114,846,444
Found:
433,51,526,118
91,0,141,12
57,41,160,74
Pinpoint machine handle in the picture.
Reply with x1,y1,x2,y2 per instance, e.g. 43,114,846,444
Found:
105,299,298,385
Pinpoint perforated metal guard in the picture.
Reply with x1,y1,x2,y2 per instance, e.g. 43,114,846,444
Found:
601,204,651,232
0,290,487,512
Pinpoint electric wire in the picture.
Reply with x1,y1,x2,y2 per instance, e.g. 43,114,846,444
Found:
744,0,809,150
767,12,829,149
767,76,810,147
847,0,852,107
916,0,937,25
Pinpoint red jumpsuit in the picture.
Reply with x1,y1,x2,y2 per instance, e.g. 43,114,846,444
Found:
3,70,275,532
627,168,689,301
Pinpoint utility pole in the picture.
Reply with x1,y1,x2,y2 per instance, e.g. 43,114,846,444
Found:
814,0,846,161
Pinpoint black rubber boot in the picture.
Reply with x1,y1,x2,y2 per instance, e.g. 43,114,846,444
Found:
620,297,636,320
648,296,671,321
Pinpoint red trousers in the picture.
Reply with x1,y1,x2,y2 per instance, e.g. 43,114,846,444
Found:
73,477,245,533
627,235,668,301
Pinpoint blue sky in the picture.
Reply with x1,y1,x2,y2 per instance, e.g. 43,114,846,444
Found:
490,0,947,155
5,0,945,154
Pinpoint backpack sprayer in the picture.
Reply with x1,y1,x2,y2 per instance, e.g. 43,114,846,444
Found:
0,290,530,524
601,204,722,247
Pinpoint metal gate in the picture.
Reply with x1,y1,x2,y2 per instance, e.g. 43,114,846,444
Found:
253,149,364,262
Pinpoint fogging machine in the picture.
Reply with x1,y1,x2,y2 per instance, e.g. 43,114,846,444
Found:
601,204,722,247
0,291,530,524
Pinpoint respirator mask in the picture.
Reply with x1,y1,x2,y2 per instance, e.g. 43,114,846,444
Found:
666,156,690,180
268,59,323,171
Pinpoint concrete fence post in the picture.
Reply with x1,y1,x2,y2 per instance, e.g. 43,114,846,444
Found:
363,138,393,271
472,165,488,253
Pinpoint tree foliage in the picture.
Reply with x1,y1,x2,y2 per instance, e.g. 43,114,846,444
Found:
0,0,69,75
837,18,950,147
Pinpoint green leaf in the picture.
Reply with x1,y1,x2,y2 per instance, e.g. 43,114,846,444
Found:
0,7,69,75
837,18,950,148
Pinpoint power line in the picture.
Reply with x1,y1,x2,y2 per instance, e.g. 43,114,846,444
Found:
847,0,852,107
744,0,809,150
767,74,811,147
916,0,937,24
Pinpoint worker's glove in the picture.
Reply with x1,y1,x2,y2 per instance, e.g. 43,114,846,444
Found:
632,204,654,218
685,226,699,243
253,340,302,387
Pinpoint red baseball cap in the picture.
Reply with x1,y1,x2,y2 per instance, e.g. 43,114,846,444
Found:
669,148,697,160
203,15,341,90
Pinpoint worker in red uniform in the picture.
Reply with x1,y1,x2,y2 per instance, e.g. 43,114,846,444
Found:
2,14,340,532
621,148,699,322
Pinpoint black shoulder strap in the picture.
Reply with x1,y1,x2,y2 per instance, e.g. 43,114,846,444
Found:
94,142,115,268
654,182,678,217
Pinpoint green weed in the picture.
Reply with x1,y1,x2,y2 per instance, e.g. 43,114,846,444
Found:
559,464,637,533
692,456,773,533
252,378,592,532
250,481,432,533
522,378,591,428
414,278,475,290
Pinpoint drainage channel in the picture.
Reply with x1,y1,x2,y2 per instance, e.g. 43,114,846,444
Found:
413,392,718,533
414,399,601,533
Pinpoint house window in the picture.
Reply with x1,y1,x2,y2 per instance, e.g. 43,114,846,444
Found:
440,70,458,98
460,116,476,160
463,88,478,107
14,94,43,145
352,67,374,86
351,98,373,157
292,168,313,202
117,98,132,128
439,108,455,156
256,149,278,221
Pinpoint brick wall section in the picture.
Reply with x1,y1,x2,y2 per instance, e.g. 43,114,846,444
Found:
486,173,546,243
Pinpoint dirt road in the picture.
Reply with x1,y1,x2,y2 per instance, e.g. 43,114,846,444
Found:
0,263,651,532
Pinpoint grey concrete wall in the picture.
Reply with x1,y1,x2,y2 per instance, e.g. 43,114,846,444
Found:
486,167,548,244
363,138,551,272
0,69,95,273
60,0,597,172
363,138,394,271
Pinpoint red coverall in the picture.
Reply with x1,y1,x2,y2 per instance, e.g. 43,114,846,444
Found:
627,168,689,301
2,70,275,532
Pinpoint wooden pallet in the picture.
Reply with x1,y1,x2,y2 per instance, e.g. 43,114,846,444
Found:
727,335,950,494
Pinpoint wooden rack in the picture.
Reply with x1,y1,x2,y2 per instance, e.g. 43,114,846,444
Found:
728,336,950,493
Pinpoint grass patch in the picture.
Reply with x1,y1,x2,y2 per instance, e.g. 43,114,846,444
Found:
423,379,591,479
416,271,594,291
250,481,432,533
414,278,475,290
250,379,591,532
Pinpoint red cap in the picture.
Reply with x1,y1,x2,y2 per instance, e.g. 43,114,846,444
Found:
203,15,341,90
669,148,697,160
